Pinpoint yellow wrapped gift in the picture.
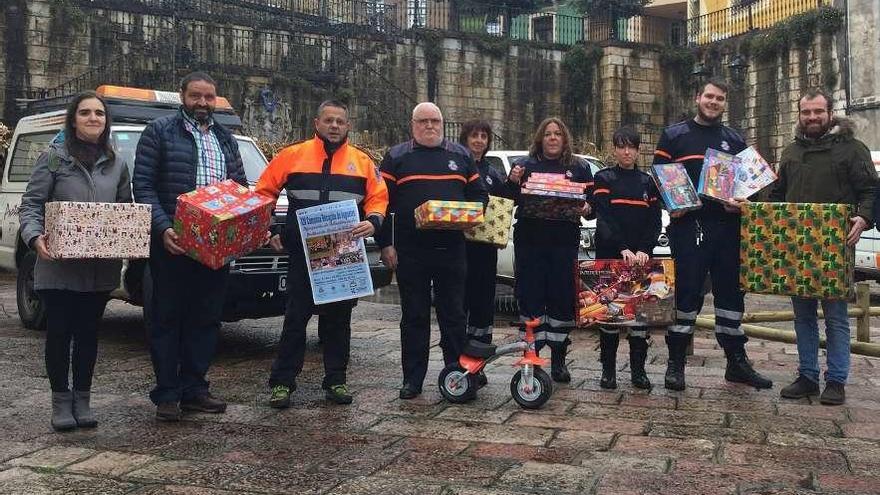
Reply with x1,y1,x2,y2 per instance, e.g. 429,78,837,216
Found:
464,195,514,247
414,200,485,230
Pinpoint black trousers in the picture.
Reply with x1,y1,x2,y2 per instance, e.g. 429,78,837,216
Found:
514,242,578,348
668,217,745,340
396,243,467,390
148,242,229,405
39,289,108,392
269,256,354,389
465,241,498,344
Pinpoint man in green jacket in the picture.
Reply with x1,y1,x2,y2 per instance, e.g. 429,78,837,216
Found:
769,89,877,406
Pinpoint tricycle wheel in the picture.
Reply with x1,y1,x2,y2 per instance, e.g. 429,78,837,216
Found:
438,364,477,403
510,367,552,409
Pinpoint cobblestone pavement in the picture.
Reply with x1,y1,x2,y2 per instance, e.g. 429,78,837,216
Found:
0,273,879,494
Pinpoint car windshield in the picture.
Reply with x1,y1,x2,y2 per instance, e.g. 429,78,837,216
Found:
112,130,267,184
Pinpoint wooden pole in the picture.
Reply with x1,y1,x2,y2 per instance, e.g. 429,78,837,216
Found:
694,316,880,357
856,281,872,343
740,307,880,323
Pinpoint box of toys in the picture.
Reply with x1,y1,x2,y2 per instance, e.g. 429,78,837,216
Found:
463,195,514,247
44,202,151,259
651,162,702,213
697,148,738,203
740,202,853,299
519,173,586,222
576,258,676,327
414,200,485,230
173,180,274,269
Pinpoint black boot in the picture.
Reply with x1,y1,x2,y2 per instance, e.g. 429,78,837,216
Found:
628,336,652,390
599,331,619,389
664,333,688,391
718,334,773,389
550,340,571,383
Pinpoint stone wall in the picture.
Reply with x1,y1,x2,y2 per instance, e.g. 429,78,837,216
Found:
846,0,880,151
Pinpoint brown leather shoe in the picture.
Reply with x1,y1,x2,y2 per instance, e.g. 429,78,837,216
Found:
180,394,227,413
156,402,181,422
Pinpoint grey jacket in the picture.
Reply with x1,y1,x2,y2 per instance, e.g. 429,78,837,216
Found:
19,142,133,292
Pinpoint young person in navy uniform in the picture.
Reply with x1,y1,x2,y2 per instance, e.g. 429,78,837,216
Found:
378,103,489,399
652,79,772,391
507,117,594,383
458,119,514,387
593,127,661,390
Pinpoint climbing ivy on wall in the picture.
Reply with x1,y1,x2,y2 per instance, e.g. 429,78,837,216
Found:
561,43,601,140
748,6,844,63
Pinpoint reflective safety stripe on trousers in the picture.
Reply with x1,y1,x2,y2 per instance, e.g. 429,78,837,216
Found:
467,325,493,337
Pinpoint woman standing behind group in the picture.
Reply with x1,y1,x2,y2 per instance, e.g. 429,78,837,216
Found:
458,120,514,386
507,117,594,382
19,91,132,431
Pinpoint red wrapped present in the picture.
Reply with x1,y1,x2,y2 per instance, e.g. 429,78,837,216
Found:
173,180,274,269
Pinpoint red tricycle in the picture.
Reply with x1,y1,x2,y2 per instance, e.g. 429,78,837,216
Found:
438,318,552,409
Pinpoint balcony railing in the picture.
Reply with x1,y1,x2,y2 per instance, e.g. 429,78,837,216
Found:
687,0,830,45
587,14,686,46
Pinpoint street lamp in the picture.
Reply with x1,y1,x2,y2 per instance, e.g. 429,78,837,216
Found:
728,54,750,84
690,62,711,87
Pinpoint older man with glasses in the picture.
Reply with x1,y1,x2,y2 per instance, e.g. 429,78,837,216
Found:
377,102,488,399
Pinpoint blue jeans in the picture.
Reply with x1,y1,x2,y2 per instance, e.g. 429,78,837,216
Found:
791,297,850,384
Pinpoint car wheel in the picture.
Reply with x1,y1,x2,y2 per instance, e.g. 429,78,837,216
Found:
16,251,46,330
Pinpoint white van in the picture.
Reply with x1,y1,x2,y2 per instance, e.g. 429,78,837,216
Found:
483,150,671,285
854,151,880,281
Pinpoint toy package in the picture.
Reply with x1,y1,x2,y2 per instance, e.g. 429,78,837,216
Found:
44,202,151,259
576,259,676,327
414,200,485,230
740,202,853,299
463,195,514,247
733,146,777,199
174,180,275,269
519,173,586,222
651,163,702,213
698,148,739,203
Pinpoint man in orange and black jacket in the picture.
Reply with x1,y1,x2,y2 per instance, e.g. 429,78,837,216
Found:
256,100,388,407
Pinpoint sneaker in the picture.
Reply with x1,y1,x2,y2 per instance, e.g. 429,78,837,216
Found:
325,384,353,405
780,375,819,399
180,393,227,414
269,385,292,409
156,402,182,422
819,381,846,406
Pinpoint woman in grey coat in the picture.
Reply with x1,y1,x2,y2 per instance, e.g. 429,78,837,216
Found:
19,91,132,431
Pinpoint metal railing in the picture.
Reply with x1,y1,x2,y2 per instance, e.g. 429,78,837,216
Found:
400,0,586,45
587,14,686,46
687,0,830,45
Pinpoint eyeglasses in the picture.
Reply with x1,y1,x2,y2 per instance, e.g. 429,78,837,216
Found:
413,118,442,126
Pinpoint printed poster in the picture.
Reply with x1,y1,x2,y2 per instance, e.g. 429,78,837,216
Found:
296,200,374,304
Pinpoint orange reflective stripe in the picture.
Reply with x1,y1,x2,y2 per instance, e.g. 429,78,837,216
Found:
380,171,397,183
467,173,480,182
674,154,704,162
654,149,672,160
611,199,649,207
397,174,467,185
593,188,611,195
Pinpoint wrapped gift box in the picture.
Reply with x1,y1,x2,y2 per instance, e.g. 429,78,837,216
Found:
464,195,514,247
576,258,676,327
414,200,485,230
651,163,702,213
174,180,274,269
44,202,151,259
740,202,854,299
698,148,738,203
